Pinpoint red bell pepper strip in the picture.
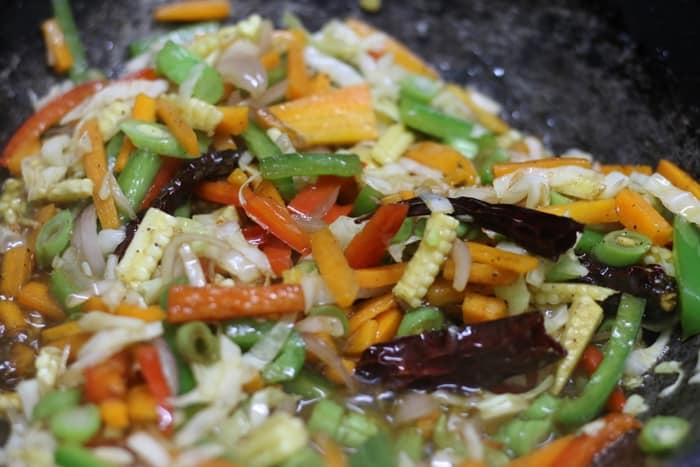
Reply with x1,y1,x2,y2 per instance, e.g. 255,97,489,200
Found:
135,343,173,431
344,203,409,268
1,79,105,166
83,352,129,404
139,157,185,210
120,67,158,81
579,345,627,413
288,178,341,219
262,237,293,276
323,204,354,224
242,224,269,246
241,187,311,254
193,180,241,206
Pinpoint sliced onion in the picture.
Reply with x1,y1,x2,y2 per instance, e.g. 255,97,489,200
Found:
105,172,136,220
246,79,288,108
450,239,471,292
154,337,179,396
291,213,327,233
75,205,105,277
179,243,206,286
98,229,126,255
126,431,172,467
296,315,345,337
419,192,454,214
394,391,439,425
216,40,267,98
302,332,357,391
299,273,334,311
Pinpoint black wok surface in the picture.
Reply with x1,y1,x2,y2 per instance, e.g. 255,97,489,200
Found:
1,1,699,465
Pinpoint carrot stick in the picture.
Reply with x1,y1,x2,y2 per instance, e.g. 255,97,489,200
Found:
157,97,199,156
81,119,120,229
17,281,65,321
344,318,379,355
467,241,539,273
216,106,249,135
114,138,134,173
317,434,349,467
0,245,32,298
153,0,231,22
404,141,478,186
42,320,83,343
167,284,306,322
311,226,359,308
442,259,519,286
374,308,401,344
346,19,438,78
599,164,652,176
348,293,396,333
492,157,591,178
260,50,281,70
657,159,700,199
615,188,672,245
355,263,407,289
267,85,378,148
41,18,73,74
539,199,619,224
286,33,311,100
193,180,241,206
462,291,508,324
505,435,575,467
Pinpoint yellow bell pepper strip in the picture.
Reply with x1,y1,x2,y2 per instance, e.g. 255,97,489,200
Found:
615,188,673,246
311,226,359,308
539,199,619,224
492,157,591,178
461,291,508,324
0,245,32,298
154,0,231,22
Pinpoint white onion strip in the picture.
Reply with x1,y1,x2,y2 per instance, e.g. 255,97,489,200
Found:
450,240,471,292
296,315,345,337
76,205,105,277
394,392,439,424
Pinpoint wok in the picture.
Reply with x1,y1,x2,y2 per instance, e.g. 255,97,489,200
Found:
1,0,699,465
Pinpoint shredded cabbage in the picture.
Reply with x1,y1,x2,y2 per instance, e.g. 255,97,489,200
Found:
624,330,671,377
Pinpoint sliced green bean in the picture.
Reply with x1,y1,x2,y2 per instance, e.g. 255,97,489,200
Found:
592,229,652,267
397,307,445,336
33,388,81,421
50,404,101,443
36,210,73,268
282,367,335,401
259,153,362,179
240,120,295,200
175,321,220,364
155,41,223,104
639,416,690,454
49,268,82,316
117,148,162,211
575,228,605,254
309,305,349,337
55,444,114,467
262,330,306,383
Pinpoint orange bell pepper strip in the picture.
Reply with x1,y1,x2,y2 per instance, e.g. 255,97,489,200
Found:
1,79,105,169
41,18,73,74
82,119,120,229
193,180,241,206
286,32,311,100
404,141,478,186
154,0,231,22
311,226,359,308
84,352,130,403
167,284,306,322
344,204,409,269
216,106,249,135
241,187,311,254
539,199,619,224
261,238,293,277
355,263,407,289
0,245,32,298
615,188,673,245
466,241,539,274
599,164,652,176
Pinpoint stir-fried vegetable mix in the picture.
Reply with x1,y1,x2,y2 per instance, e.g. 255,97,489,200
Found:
0,1,697,466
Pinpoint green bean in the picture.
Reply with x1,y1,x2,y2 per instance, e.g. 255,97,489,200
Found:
308,305,349,336
399,97,475,141
119,119,206,158
261,330,306,383
592,229,652,267
105,132,124,168
397,307,445,336
395,426,423,461
223,318,274,350
240,120,295,200
155,41,223,104
308,399,345,437
349,432,394,467
351,184,384,217
50,404,101,443
51,0,89,82
639,416,690,454
36,210,73,268
282,367,335,401
575,228,605,254
55,444,114,467
259,153,362,180
175,321,220,364
336,411,379,448
49,268,82,316
399,74,442,103
33,388,81,421
163,322,195,394
117,148,162,211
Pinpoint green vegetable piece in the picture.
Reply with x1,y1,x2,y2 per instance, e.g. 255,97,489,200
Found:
175,321,220,364
259,153,363,180
105,132,125,166
33,388,81,421
447,137,479,159
592,229,652,267
550,191,572,205
279,446,324,467
129,22,220,57
399,74,442,103
49,268,82,316
556,293,645,426
433,413,467,456
36,210,73,268
336,411,379,448
309,305,350,336
456,221,472,239
240,120,295,200
159,276,188,310
173,200,192,218
308,399,344,437
545,253,587,282
163,323,196,394
155,40,223,104
55,443,114,467
673,216,700,337
351,184,384,217
51,0,89,82
575,228,605,254
397,307,445,337
497,418,551,457
391,218,415,244
262,330,306,383
639,416,690,454
119,119,208,158
50,404,101,443
395,426,423,461
267,54,288,86
413,217,428,238
282,367,335,401
117,149,162,212
223,318,274,350
350,432,396,467
399,97,475,141
522,394,561,420
476,146,509,184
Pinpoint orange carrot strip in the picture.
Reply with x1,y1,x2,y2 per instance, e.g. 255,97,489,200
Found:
311,227,359,308
193,180,241,206
260,50,281,70
114,138,134,173
657,159,700,199
0,301,26,335
462,291,508,324
41,18,73,74
268,85,378,148
81,119,120,229
83,296,110,313
154,0,231,22
615,188,672,245
492,157,591,178
374,308,401,344
0,245,32,298
346,19,438,78
132,93,157,122
505,435,575,467
467,241,539,273
286,33,311,100
442,259,519,286
216,106,249,135
114,303,165,322
344,318,379,355
42,320,83,342
99,399,129,429
404,141,478,186
599,164,653,176
167,284,306,322
355,263,407,289
539,199,619,224
348,293,396,333
157,97,199,156
17,281,65,321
